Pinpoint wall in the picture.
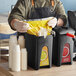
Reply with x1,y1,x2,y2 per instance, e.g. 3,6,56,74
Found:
61,0,76,13
0,0,76,13
0,0,17,13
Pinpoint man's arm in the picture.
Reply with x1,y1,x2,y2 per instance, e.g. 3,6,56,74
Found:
55,0,67,26
8,0,27,30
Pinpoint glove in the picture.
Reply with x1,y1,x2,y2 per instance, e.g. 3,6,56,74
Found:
14,21,31,32
47,17,57,28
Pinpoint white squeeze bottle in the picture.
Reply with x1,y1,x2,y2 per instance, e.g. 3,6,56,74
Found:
9,35,17,69
18,36,25,70
21,48,27,70
18,36,25,49
12,45,20,72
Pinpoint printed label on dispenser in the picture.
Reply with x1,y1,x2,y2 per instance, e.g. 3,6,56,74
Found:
40,46,49,67
62,43,71,63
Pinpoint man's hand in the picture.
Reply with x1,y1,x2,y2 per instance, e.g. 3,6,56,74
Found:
11,19,30,32
47,17,57,28
57,18,64,26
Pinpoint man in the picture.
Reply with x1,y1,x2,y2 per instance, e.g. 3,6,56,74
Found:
8,0,67,32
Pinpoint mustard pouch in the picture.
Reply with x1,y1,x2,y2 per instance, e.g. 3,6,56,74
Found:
24,17,54,36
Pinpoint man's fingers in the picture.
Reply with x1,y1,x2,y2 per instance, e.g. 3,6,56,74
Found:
14,21,30,32
57,18,64,26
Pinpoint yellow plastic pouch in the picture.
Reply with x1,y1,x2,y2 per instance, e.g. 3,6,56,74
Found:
24,17,54,36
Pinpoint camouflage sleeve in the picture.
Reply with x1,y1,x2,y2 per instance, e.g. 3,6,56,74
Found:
8,0,27,30
55,0,67,26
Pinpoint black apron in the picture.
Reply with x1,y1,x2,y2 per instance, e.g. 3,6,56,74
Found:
28,5,56,19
